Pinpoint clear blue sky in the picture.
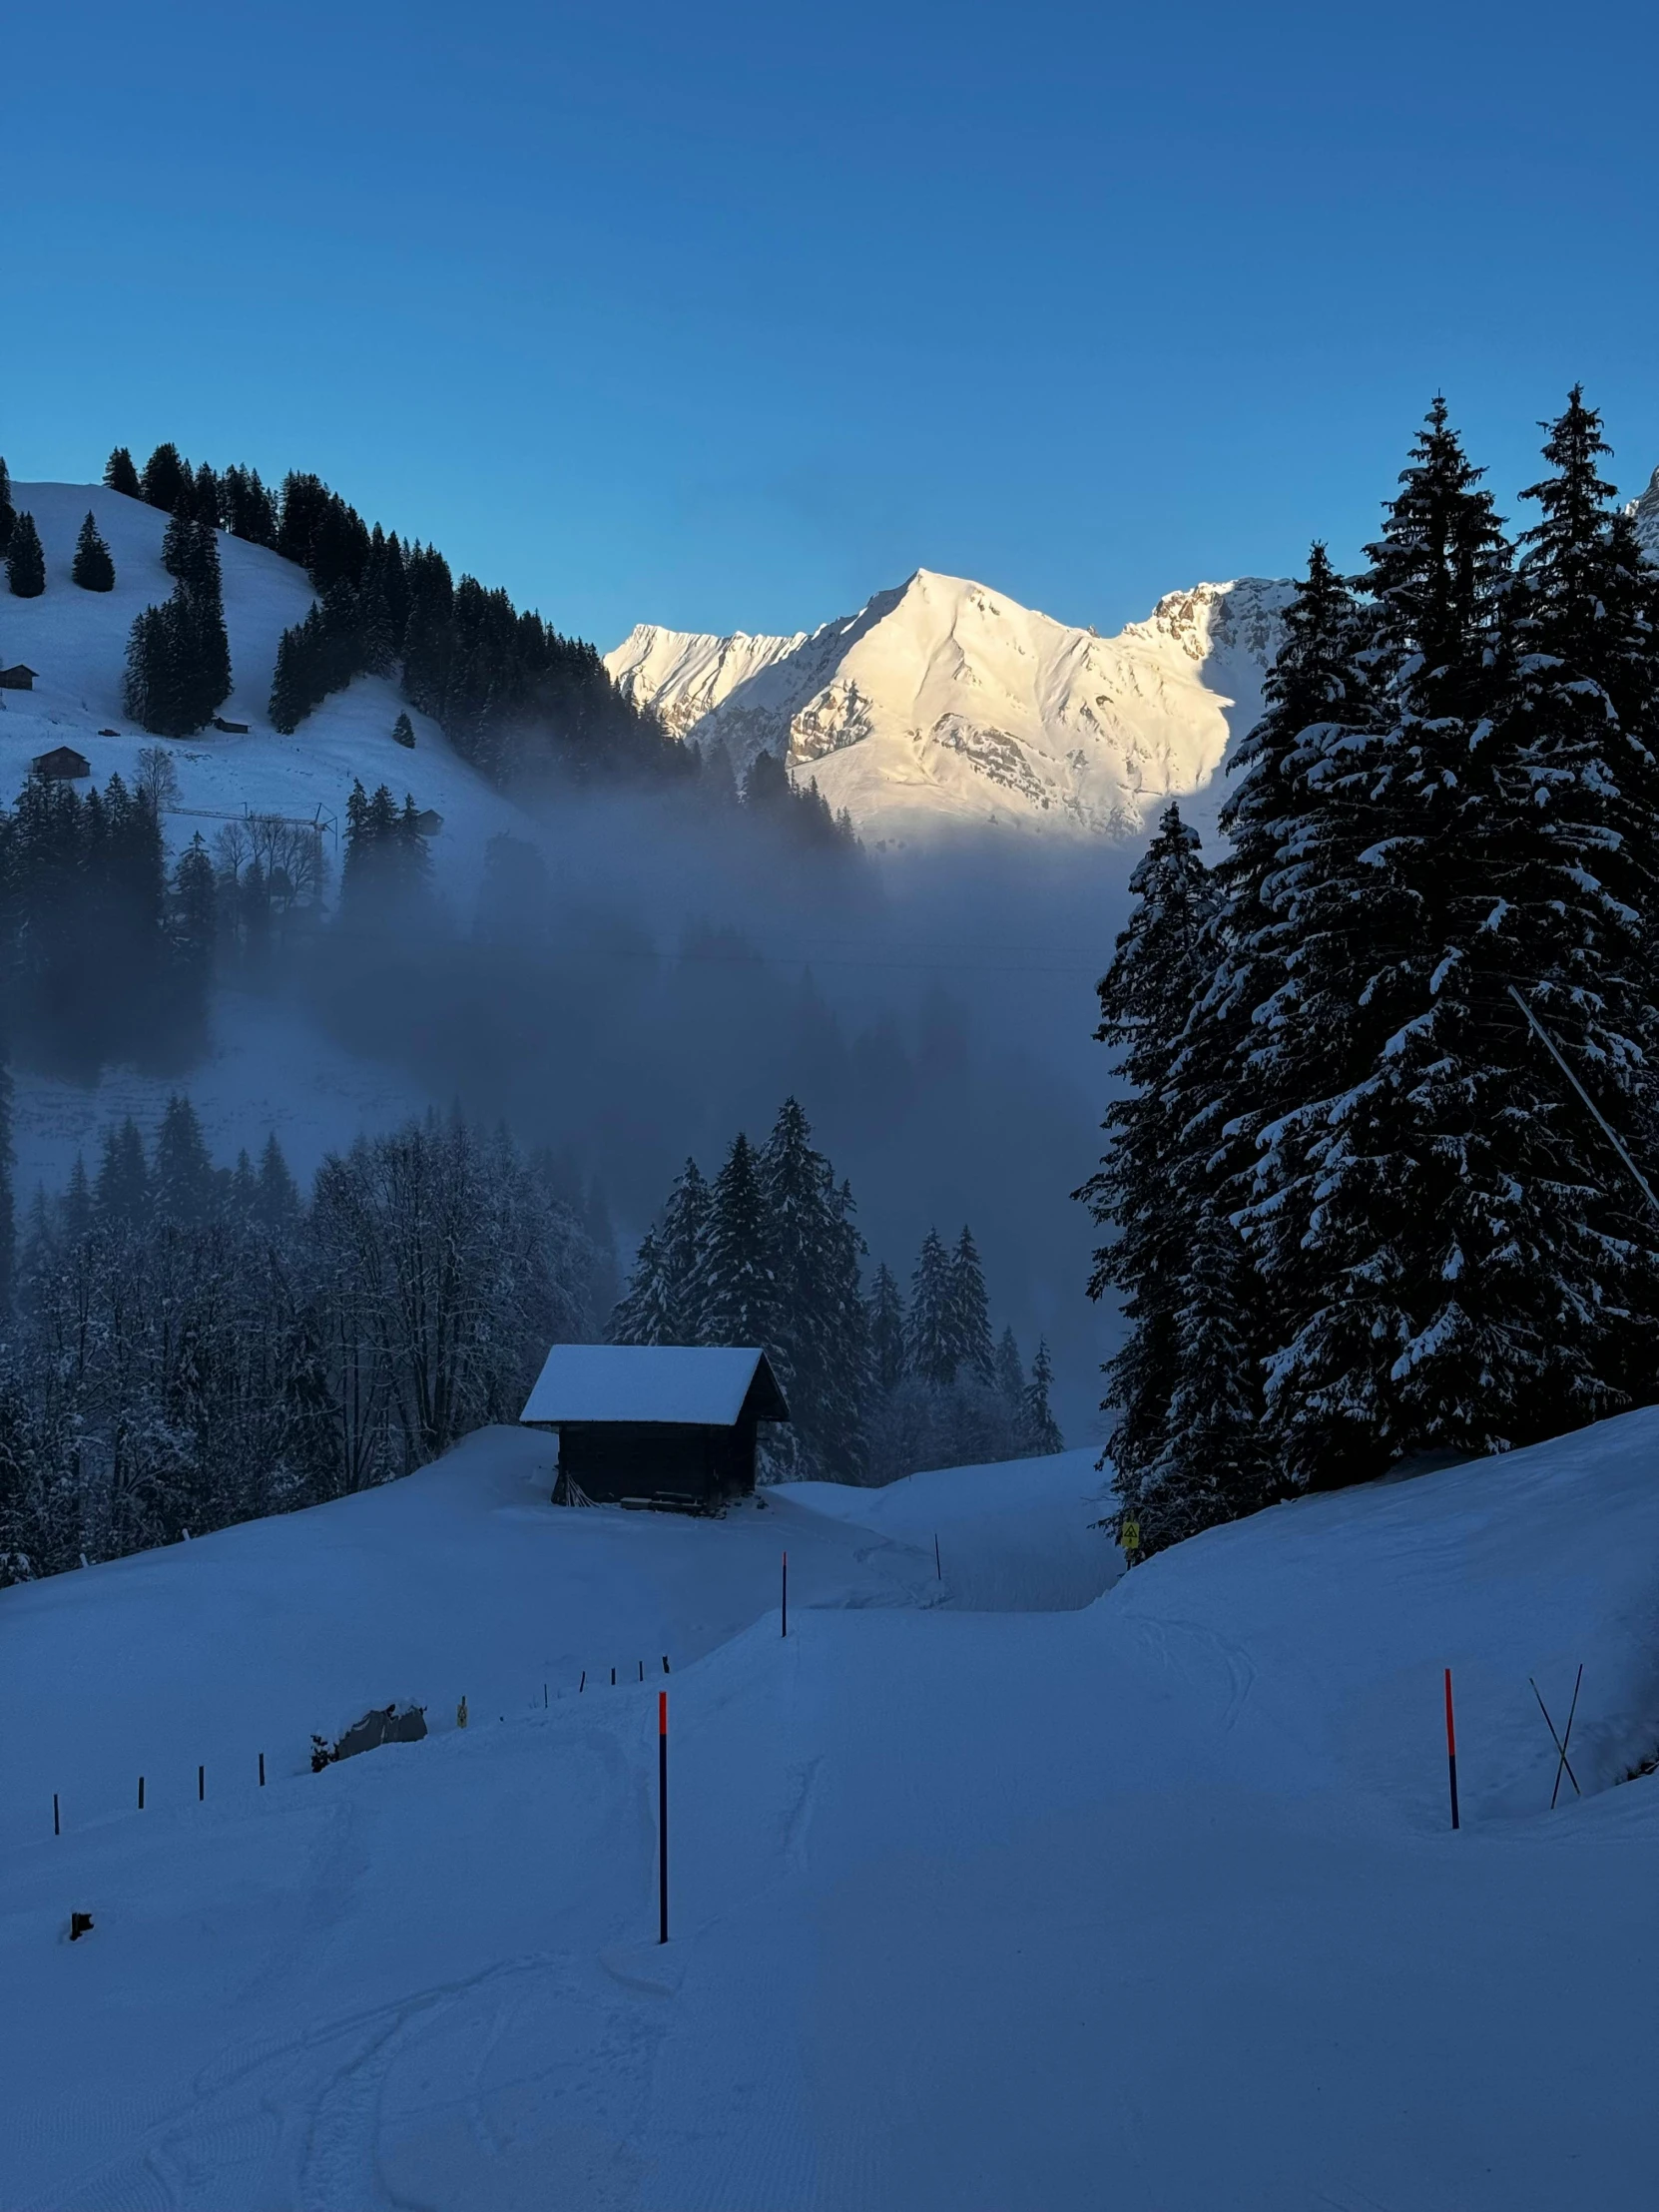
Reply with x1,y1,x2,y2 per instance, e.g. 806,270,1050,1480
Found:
6,1,1656,648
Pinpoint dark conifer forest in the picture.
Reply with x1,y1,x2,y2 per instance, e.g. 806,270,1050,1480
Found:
1081,391,1659,1556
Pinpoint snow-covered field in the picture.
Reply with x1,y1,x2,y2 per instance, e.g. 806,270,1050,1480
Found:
4,1415,1656,2209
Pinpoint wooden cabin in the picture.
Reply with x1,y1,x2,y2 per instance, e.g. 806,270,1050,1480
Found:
0,664,39,691
212,716,250,734
32,746,91,780
520,1345,789,1512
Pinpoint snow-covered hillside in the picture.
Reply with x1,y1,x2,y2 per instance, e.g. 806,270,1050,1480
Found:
4,1415,1656,2208
0,484,530,886
607,568,1294,846
0,486,543,1186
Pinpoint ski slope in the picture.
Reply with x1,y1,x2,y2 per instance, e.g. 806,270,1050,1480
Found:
4,1415,1658,2208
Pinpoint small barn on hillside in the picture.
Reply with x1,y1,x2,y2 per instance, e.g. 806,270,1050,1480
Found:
0,664,39,691
32,746,91,780
520,1345,789,1511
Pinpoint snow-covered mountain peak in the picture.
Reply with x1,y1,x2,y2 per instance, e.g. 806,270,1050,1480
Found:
1628,464,1659,561
607,567,1294,846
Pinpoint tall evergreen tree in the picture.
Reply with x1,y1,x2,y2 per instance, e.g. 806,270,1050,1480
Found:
6,512,45,598
0,1054,15,1318
94,1120,150,1227
1022,1340,1063,1455
123,518,231,737
761,1098,868,1481
945,1226,995,1382
152,1096,216,1226
71,510,115,591
254,1133,300,1236
140,443,191,512
994,1325,1025,1408
906,1227,957,1385
657,1159,713,1341
700,1133,779,1352
1256,398,1634,1486
0,456,15,551
103,446,142,499
609,1225,678,1345
867,1263,907,1393
1075,805,1217,1533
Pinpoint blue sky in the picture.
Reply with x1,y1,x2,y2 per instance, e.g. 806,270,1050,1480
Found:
5,1,1656,647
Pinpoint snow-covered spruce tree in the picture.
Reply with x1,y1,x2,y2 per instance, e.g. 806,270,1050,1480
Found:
71,511,115,591
994,1325,1025,1410
6,512,45,598
151,1095,217,1227
609,1225,677,1345
1260,397,1642,1485
1493,388,1659,1405
1022,1339,1063,1455
761,1099,868,1481
866,1262,907,1393
1181,546,1379,1508
1140,1214,1271,1546
0,1052,15,1320
905,1227,957,1385
0,456,15,551
93,1119,150,1229
700,1133,780,1353
1074,804,1219,1543
945,1226,995,1383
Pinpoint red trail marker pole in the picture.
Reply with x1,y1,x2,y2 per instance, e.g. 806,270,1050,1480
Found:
782,1549,789,1638
1443,1668,1460,1831
658,1690,669,1944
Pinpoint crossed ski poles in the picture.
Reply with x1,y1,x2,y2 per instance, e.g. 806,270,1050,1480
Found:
1528,1664,1583,1811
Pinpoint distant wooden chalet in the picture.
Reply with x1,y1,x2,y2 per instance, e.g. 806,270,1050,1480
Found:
520,1345,789,1511
0,664,39,691
32,746,91,780
414,809,443,835
212,715,250,735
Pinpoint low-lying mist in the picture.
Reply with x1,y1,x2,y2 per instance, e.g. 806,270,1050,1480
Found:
299,773,1148,1443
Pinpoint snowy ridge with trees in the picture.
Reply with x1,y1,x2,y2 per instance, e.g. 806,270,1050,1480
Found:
607,568,1295,846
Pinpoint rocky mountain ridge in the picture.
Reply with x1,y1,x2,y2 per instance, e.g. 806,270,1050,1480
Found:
607,568,1296,846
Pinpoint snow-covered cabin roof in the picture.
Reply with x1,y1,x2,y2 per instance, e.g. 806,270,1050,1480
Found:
519,1345,788,1428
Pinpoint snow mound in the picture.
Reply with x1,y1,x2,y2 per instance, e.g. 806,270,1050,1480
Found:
607,567,1294,846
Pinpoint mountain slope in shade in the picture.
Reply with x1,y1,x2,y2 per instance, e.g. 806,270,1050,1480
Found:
607,568,1294,844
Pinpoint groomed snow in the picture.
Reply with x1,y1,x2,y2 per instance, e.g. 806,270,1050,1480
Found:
5,1412,1658,2207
